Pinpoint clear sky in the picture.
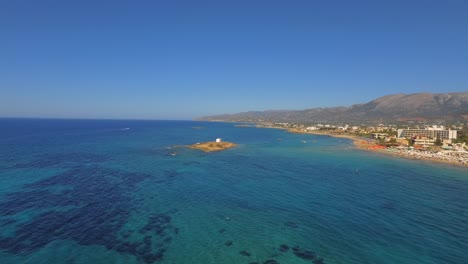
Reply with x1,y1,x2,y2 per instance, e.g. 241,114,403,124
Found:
1,0,467,120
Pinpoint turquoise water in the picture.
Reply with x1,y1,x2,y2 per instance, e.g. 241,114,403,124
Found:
0,119,467,264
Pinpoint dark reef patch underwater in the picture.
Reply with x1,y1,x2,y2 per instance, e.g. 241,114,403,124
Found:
11,153,108,170
0,163,179,263
1,119,468,263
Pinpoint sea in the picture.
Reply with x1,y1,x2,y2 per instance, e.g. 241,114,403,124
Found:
0,119,467,264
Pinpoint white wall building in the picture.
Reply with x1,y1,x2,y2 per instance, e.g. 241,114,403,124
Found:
397,128,457,140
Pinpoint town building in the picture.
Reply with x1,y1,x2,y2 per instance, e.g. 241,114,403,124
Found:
397,128,457,140
371,133,389,139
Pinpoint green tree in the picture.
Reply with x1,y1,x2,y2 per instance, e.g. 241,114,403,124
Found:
455,129,468,144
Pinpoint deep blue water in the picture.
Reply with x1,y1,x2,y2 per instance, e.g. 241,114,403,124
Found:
0,119,467,264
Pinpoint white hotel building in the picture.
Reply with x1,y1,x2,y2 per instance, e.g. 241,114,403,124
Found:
397,127,457,140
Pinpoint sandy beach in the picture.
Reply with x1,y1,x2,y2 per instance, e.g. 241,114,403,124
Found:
286,128,468,168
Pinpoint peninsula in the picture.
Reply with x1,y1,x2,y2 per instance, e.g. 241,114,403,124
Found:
189,141,237,152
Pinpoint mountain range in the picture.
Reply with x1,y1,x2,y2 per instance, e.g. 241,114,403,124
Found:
197,92,468,124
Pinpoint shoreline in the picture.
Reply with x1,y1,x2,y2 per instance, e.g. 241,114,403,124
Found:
207,121,467,168
285,127,468,168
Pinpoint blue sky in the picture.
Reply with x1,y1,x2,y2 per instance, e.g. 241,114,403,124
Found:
1,0,467,119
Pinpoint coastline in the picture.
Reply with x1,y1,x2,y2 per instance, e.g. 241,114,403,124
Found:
203,121,467,168
286,127,468,168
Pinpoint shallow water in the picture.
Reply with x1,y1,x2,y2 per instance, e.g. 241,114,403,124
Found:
0,119,467,264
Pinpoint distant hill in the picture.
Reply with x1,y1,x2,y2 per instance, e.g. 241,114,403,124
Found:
197,92,468,123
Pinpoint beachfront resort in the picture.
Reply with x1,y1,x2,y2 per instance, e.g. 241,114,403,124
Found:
258,122,468,167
